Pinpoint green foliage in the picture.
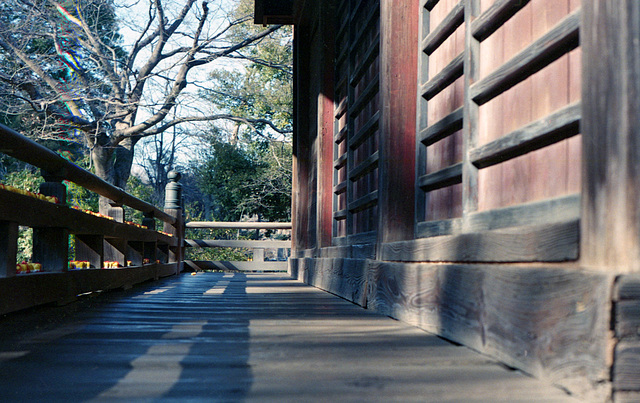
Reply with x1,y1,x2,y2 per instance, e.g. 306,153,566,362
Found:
124,175,157,229
194,139,291,223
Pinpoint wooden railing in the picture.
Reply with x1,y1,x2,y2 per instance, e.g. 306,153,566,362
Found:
0,124,184,314
184,221,292,272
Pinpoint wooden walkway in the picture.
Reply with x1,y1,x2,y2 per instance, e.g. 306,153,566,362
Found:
0,273,578,402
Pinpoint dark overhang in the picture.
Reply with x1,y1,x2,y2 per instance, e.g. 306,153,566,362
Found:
254,0,294,25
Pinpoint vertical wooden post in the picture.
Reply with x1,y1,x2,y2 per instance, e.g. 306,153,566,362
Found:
103,200,126,267
164,171,184,274
143,213,157,264
377,0,419,247
0,221,18,277
581,0,640,273
32,174,68,272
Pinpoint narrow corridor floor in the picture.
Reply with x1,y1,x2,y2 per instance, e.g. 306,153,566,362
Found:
0,272,578,402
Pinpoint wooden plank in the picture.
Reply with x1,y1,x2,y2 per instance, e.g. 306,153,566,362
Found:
422,1,464,55
421,52,464,100
424,0,439,12
186,260,288,272
581,0,640,271
382,220,579,262
471,0,531,42
75,234,104,269
614,341,640,391
349,151,379,181
616,275,640,301
186,221,292,230
349,111,380,149
307,258,368,307
416,217,463,238
470,102,580,168
470,10,580,106
0,221,18,277
365,262,612,397
348,190,378,214
418,162,463,191
465,194,580,232
348,76,379,118
0,263,178,315
0,125,174,224
185,239,291,249
615,300,640,339
419,107,463,147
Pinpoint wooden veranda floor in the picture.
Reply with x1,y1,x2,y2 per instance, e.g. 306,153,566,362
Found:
0,272,578,402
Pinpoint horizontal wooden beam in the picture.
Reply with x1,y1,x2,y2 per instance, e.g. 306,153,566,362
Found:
424,0,439,12
382,220,579,262
185,239,291,249
0,263,178,315
349,76,380,118
349,111,380,149
470,102,581,168
422,1,464,55
418,162,463,191
471,0,531,42
185,221,292,230
419,107,463,146
349,151,379,181
185,260,288,272
0,124,175,224
348,190,379,213
421,52,464,100
350,38,380,87
0,188,177,245
470,10,580,106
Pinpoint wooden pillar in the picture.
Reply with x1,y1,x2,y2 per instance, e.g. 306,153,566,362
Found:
143,214,157,264
377,0,419,246
32,175,68,272
0,221,18,277
581,0,640,273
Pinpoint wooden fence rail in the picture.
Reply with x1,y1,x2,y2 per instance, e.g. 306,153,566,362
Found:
0,124,183,315
185,222,292,272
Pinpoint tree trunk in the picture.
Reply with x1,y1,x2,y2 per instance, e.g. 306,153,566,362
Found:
92,137,136,214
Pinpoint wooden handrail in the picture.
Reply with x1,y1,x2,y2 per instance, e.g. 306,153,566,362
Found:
186,221,292,230
0,124,175,224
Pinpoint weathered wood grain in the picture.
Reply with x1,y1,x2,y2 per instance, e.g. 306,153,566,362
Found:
419,107,463,147
615,300,640,339
614,341,640,391
349,151,379,181
365,262,612,398
418,162,463,191
382,220,578,262
421,52,464,100
0,221,18,277
422,1,464,55
184,260,288,273
0,263,178,315
581,0,640,272
471,0,531,42
470,10,580,106
465,194,580,232
616,275,640,301
470,102,580,169
348,190,378,214
185,239,291,249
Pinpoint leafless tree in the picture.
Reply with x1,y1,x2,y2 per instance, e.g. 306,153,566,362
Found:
0,0,282,211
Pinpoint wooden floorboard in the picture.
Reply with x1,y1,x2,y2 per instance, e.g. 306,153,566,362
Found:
0,273,579,402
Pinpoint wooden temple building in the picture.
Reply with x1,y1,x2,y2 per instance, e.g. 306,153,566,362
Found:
256,0,640,400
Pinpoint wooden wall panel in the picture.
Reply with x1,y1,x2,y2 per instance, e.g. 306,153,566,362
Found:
363,261,612,398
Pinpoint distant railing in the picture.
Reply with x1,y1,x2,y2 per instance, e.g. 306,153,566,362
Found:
184,221,292,272
0,124,184,314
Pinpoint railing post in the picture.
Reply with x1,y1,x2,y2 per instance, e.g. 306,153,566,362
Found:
164,171,184,274
0,221,18,277
142,213,157,265
103,199,126,267
32,172,68,272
